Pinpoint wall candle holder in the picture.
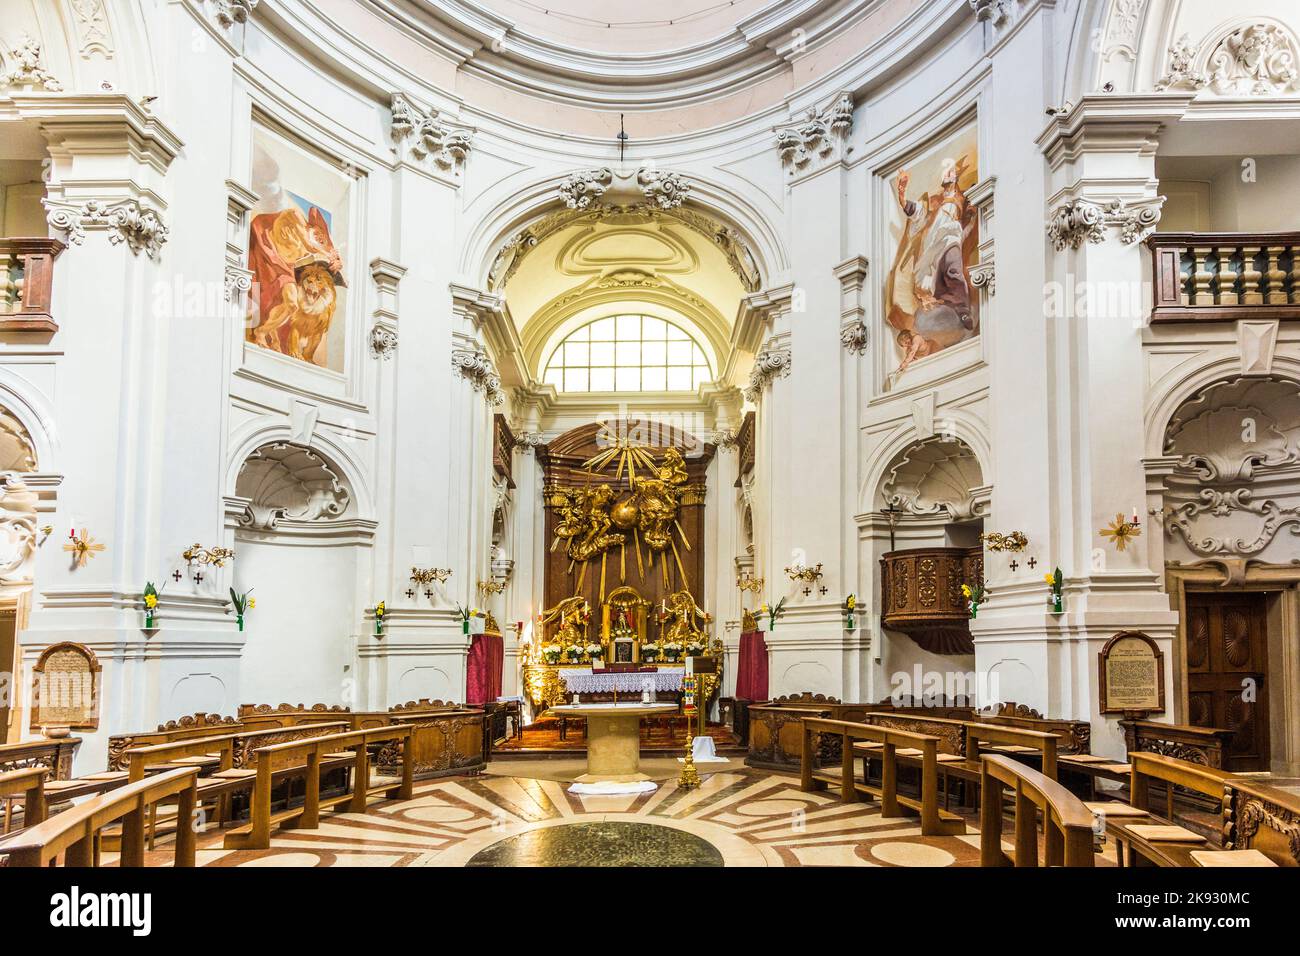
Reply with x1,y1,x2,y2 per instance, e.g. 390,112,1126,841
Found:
784,562,823,584
736,573,764,594
477,579,506,596
411,567,452,587
981,531,1028,553
64,530,106,568
183,543,235,567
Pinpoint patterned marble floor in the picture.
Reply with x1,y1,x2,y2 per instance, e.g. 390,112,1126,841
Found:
147,758,1081,867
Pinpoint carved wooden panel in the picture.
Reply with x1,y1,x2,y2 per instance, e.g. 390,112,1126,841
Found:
879,547,981,655
1184,592,1270,772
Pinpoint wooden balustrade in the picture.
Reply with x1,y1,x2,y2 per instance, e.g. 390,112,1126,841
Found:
1147,232,1300,322
0,237,64,336
0,736,81,779
980,754,1095,867
0,766,199,867
1119,718,1233,771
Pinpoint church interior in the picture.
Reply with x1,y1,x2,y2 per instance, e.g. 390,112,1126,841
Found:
1,0,1299,903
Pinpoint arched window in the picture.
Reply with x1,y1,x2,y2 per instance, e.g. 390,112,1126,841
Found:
542,314,712,392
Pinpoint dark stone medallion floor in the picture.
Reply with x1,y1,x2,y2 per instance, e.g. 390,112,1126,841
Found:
465,821,724,867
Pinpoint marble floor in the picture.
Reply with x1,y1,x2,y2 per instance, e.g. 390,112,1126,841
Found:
133,758,1119,867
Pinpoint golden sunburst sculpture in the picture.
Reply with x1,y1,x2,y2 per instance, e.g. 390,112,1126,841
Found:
549,431,693,600
64,530,106,568
1099,513,1141,552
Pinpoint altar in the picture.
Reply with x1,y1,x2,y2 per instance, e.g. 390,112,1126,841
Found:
558,666,684,695
549,702,678,783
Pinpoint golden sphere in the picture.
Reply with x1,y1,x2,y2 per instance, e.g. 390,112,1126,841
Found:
610,497,639,530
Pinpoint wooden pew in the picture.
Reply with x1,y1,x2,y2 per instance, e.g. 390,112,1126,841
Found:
1105,752,1235,867
223,724,414,850
799,717,966,836
0,766,48,834
1222,777,1300,866
0,766,199,867
108,713,240,770
966,722,1059,781
980,754,1096,867
984,714,1090,755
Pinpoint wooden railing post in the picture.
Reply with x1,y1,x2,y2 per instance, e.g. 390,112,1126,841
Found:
174,773,197,868
979,764,1005,866
880,740,899,818
799,722,815,791
839,730,857,804
248,759,273,849
120,794,147,867
397,730,415,800
349,740,370,813
919,743,939,834
1013,785,1037,867
301,746,322,829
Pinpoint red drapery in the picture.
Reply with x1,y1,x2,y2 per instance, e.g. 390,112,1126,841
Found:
735,630,769,701
466,632,504,705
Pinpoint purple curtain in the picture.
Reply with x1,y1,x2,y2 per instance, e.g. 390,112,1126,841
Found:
735,630,769,701
466,632,504,705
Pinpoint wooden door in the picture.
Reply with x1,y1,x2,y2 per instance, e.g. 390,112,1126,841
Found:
1185,592,1270,772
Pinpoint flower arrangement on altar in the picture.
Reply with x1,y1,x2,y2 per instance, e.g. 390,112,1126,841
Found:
563,643,585,663
230,588,255,631
662,641,684,662
1044,568,1064,614
374,600,386,635
686,639,706,657
641,641,660,662
584,641,604,662
542,645,562,664
960,582,985,619
843,593,857,630
143,582,159,629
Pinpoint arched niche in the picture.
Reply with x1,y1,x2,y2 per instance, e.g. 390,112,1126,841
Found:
1159,376,1300,562
233,441,353,532
879,436,989,522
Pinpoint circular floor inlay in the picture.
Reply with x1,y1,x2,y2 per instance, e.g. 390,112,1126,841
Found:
868,841,955,867
404,804,477,823
735,798,810,817
466,821,724,867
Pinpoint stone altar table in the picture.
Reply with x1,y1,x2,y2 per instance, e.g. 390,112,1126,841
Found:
548,702,678,783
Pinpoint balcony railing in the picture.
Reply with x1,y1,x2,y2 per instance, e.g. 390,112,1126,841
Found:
1147,232,1300,323
0,237,64,336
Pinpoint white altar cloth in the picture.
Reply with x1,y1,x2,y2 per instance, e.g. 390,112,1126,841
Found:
558,667,685,695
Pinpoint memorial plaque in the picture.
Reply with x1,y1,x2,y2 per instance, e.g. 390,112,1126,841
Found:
31,641,101,730
1098,631,1164,714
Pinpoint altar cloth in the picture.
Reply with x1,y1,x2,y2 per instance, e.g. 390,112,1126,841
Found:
567,780,659,795
558,667,685,695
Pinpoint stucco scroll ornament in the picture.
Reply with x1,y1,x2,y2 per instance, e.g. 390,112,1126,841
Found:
389,94,474,172
452,346,505,406
774,94,853,172
1155,34,1209,91
559,168,614,210
224,265,252,302
969,0,1015,27
45,198,169,259
637,168,691,210
3,33,63,91
369,324,397,359
743,345,791,402
840,321,868,355
1163,488,1300,557
1047,200,1105,251
969,263,995,296
512,431,545,452
0,477,39,587
213,0,259,28
1206,23,1300,95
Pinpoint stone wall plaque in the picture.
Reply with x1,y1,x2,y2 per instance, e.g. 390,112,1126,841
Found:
31,641,101,730
1098,631,1165,715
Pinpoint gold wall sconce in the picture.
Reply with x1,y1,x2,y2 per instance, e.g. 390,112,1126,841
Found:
183,543,235,567
411,567,452,587
981,531,1028,553
784,562,824,584
736,572,764,594
477,579,506,596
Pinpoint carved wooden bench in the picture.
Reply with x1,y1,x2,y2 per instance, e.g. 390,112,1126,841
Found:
1105,753,1235,867
980,754,1096,867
